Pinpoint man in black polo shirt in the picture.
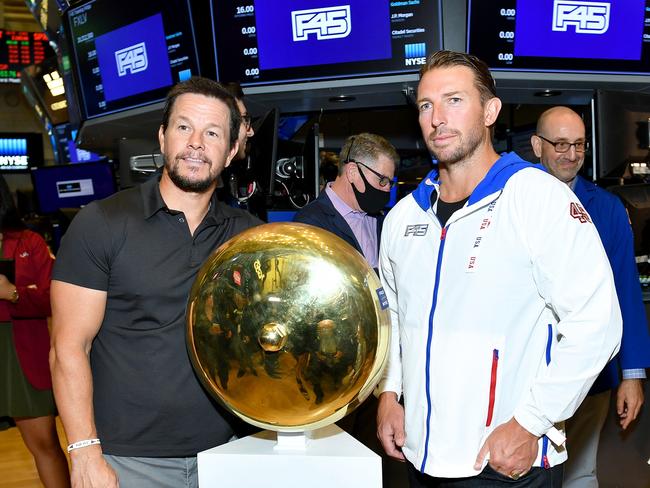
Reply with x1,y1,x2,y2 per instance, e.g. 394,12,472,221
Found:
49,77,262,488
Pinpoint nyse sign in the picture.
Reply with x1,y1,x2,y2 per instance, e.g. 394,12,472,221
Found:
291,5,351,41
552,0,610,34
115,42,148,76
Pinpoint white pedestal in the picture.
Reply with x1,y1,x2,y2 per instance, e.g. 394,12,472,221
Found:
198,424,381,487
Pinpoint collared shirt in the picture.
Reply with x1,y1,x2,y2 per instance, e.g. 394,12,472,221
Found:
53,176,262,457
326,183,378,268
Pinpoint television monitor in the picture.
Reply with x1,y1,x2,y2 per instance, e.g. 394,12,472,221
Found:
596,90,650,179
467,0,650,75
0,29,55,84
31,161,116,214
211,0,442,89
0,133,44,173
64,0,201,119
52,124,104,164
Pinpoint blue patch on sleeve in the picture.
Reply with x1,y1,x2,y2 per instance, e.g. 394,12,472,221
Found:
376,288,389,310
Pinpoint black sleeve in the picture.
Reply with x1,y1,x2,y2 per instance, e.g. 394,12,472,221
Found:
52,202,113,291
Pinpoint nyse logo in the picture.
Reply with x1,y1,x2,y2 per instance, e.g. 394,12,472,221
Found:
404,43,426,66
404,224,428,237
552,0,610,35
115,42,148,76
291,5,351,42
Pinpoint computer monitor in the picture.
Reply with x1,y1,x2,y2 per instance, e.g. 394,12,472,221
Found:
63,0,201,119
467,0,650,76
211,0,442,90
0,133,44,173
31,161,116,214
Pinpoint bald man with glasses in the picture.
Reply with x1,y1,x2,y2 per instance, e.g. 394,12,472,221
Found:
532,106,650,488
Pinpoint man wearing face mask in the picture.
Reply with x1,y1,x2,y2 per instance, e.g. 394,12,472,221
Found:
294,132,398,272
293,132,405,486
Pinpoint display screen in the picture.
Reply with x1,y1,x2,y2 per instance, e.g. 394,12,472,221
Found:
212,0,442,87
467,0,650,74
0,133,44,172
52,124,104,164
0,30,54,83
65,0,200,119
31,161,116,213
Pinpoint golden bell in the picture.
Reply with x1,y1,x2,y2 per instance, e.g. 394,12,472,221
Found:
186,222,390,432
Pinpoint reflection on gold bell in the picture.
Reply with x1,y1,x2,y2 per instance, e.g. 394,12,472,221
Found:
186,222,391,432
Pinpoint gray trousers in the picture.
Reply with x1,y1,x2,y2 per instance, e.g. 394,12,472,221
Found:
563,390,611,488
104,454,198,488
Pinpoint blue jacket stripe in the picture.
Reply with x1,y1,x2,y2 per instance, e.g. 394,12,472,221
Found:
421,225,448,472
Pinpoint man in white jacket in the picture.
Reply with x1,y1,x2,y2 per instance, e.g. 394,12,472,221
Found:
376,50,622,487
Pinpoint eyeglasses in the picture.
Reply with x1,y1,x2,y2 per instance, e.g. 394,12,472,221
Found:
241,113,252,130
344,136,396,188
537,135,589,153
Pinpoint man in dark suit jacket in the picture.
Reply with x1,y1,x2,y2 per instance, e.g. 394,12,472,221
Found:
294,133,398,270
294,132,404,486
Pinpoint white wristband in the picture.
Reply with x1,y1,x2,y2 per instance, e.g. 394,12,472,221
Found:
67,438,101,453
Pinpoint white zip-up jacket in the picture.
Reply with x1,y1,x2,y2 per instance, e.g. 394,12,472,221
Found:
378,152,622,478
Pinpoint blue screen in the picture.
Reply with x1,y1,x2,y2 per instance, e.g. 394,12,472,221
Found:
467,0,650,75
255,0,391,70
31,162,117,213
95,14,173,102
514,0,645,61
66,0,199,119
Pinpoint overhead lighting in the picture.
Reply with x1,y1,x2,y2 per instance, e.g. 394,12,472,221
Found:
43,70,65,97
534,89,562,97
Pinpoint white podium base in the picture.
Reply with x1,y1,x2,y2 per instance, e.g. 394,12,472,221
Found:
198,424,381,487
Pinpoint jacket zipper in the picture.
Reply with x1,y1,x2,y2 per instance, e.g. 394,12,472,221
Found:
485,349,499,427
420,223,448,472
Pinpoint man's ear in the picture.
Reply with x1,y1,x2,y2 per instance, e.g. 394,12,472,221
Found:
484,97,502,127
225,141,239,169
158,126,165,154
530,134,543,159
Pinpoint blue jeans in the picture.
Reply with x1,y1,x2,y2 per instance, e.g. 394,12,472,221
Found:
408,462,564,487
104,454,198,488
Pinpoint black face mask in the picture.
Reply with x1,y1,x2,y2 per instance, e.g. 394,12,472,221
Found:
352,167,391,215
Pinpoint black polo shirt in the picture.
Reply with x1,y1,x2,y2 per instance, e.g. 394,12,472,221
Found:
53,176,262,457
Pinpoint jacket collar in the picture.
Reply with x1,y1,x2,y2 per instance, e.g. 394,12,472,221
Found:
412,152,541,211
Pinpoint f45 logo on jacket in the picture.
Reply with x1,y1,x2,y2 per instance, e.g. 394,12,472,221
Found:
569,202,592,223
404,224,429,236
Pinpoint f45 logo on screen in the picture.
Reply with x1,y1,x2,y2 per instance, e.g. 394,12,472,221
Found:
115,42,148,76
291,5,351,42
552,0,610,35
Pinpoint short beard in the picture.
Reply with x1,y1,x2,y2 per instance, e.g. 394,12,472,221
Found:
166,154,219,193
431,124,484,167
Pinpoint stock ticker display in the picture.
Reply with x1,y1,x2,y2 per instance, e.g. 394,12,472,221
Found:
212,0,442,87
65,0,200,119
467,0,650,74
0,30,53,83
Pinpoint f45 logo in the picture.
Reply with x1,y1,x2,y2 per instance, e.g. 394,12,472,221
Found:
552,0,610,35
115,42,148,76
291,5,351,42
404,224,428,237
570,202,592,223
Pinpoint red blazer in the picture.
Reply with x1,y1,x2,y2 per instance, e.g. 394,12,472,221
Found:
0,229,53,390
